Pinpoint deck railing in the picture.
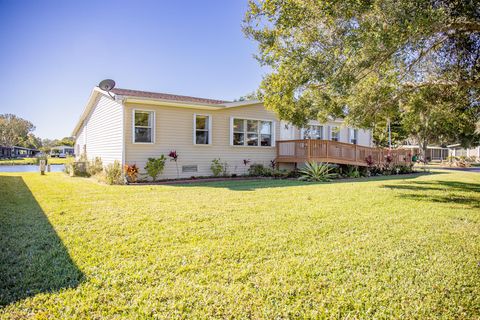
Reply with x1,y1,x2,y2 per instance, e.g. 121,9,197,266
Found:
276,139,412,167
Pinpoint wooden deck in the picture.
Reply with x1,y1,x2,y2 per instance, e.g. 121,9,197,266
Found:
276,140,412,167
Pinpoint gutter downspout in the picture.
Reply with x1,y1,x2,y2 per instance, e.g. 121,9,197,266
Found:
118,95,126,181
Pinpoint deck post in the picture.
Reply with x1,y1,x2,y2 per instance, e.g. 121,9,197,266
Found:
354,144,357,164
326,140,329,159
307,140,311,163
276,140,280,161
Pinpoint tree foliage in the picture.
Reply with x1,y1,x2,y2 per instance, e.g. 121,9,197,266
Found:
243,0,480,146
0,114,35,148
18,133,43,149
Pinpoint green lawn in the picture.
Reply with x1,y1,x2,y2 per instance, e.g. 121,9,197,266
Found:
1,171,479,318
0,157,69,165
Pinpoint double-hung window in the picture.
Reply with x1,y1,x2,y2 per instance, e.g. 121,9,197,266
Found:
349,128,358,144
232,118,273,147
304,125,323,140
330,126,340,142
194,114,211,145
134,110,154,143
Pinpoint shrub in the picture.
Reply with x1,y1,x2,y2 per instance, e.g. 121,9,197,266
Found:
87,157,103,176
221,161,229,177
124,164,139,183
369,165,384,176
345,165,361,178
298,162,336,182
271,168,291,179
145,156,167,181
365,155,375,167
104,161,123,185
210,158,223,177
394,164,415,174
64,159,89,177
248,163,266,176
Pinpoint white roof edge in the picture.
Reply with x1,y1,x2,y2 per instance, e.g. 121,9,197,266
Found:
222,99,262,108
446,143,461,147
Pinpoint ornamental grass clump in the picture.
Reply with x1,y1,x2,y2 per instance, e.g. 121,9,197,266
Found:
87,157,103,176
298,161,336,182
104,160,123,185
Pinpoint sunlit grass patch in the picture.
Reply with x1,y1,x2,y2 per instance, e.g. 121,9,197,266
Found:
0,170,479,318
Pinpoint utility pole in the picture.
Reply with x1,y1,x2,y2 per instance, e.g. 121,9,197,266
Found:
387,118,392,149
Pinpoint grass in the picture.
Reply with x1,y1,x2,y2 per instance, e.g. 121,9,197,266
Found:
0,157,70,165
0,171,479,318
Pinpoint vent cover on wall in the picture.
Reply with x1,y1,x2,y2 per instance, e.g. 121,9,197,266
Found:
182,165,198,173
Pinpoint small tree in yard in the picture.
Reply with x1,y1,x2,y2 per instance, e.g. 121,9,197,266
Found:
0,114,35,150
145,156,166,181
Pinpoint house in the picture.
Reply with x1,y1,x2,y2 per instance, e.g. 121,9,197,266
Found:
50,145,75,158
447,144,480,158
0,145,39,159
72,86,401,179
400,145,449,161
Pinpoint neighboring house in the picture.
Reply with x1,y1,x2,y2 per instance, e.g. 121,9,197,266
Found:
50,145,75,158
0,146,39,159
447,144,480,158
72,87,374,179
400,145,449,161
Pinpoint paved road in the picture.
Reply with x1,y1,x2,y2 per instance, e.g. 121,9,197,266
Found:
438,167,480,173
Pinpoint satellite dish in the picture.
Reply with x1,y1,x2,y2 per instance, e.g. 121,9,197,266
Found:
98,79,115,92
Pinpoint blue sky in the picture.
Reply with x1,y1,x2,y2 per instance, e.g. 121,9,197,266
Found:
0,0,264,139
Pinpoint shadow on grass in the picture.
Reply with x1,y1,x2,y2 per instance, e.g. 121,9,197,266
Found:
168,172,439,191
0,176,83,306
383,180,480,209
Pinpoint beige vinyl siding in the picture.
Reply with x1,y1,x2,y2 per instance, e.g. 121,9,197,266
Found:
357,129,372,146
294,121,372,146
124,103,279,179
75,94,123,164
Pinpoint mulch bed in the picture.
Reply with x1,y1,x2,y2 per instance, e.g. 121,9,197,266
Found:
129,176,277,185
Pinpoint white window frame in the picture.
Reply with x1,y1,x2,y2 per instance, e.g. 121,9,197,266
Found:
230,117,275,147
349,128,358,145
193,113,212,145
132,109,155,144
330,126,340,142
302,125,324,140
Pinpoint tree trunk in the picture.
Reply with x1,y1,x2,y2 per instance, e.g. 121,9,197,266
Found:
419,139,428,166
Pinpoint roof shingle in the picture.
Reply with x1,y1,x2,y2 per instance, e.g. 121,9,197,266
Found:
110,88,229,105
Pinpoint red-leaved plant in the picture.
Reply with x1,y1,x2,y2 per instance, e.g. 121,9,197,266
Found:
270,159,276,169
124,164,139,183
365,155,374,167
385,154,393,164
168,150,179,178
